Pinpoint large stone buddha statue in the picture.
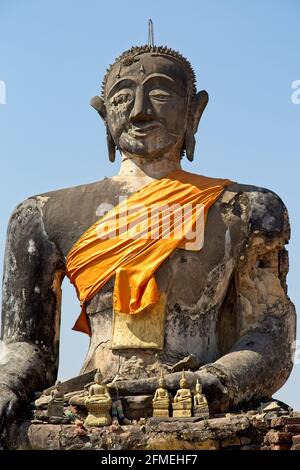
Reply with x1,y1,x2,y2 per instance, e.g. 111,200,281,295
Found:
0,43,296,436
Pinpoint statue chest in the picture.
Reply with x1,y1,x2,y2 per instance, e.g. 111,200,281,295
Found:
82,215,240,377
56,187,245,378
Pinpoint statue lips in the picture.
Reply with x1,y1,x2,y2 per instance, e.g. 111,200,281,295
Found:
128,121,163,138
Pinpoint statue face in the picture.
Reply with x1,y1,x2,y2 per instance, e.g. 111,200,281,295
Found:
104,53,190,159
95,372,102,384
158,378,165,387
180,379,187,388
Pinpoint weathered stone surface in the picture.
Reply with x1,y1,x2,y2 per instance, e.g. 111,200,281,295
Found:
42,370,97,396
240,444,261,450
270,444,291,451
170,354,200,372
271,417,300,428
34,395,51,409
240,436,252,445
292,435,300,445
27,424,61,450
265,431,292,444
7,407,300,451
284,425,300,433
262,401,282,412
146,436,219,451
122,395,153,420
220,436,241,447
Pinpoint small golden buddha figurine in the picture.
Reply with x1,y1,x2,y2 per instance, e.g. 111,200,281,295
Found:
193,379,209,418
84,369,112,427
69,381,94,408
47,380,64,417
172,370,192,418
152,371,170,418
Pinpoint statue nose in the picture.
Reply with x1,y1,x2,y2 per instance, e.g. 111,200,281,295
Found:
129,87,154,122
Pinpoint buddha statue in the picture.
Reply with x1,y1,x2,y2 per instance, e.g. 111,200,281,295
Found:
47,381,64,418
193,379,209,418
172,371,193,417
0,38,296,440
69,379,99,408
84,369,112,427
152,371,171,417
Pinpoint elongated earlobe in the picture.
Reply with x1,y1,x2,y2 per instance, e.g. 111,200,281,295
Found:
107,128,116,162
184,130,196,162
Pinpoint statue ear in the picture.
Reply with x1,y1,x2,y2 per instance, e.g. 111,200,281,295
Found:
90,96,116,163
184,90,209,162
90,95,106,120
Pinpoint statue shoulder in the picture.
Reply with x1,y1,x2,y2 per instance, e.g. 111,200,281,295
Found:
6,178,125,254
11,177,125,222
32,177,123,204
221,182,290,241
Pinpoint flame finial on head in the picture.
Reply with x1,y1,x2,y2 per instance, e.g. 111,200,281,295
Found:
148,19,154,48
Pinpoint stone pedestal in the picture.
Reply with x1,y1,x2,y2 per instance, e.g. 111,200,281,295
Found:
153,403,170,418
84,402,112,427
194,405,209,419
172,402,192,418
7,410,300,450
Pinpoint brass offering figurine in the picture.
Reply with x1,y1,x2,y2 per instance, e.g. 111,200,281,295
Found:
152,371,171,417
47,380,64,418
193,379,209,418
84,369,112,427
172,370,192,418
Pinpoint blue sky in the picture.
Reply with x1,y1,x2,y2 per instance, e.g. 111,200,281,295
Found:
0,0,299,408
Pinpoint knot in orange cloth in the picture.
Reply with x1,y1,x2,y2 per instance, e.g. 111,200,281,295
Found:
66,170,232,335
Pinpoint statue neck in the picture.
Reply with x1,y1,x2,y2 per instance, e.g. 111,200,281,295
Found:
117,152,182,180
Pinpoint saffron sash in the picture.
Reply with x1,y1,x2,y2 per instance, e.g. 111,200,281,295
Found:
66,170,232,335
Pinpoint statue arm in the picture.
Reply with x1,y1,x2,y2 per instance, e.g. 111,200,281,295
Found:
0,197,64,431
107,191,296,413
199,190,296,410
205,220,295,409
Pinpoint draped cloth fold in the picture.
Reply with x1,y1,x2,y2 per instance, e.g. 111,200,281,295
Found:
66,170,232,335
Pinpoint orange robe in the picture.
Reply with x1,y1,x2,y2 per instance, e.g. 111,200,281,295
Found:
66,170,232,335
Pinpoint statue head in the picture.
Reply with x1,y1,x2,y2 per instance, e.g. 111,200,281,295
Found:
55,380,62,391
179,369,188,388
91,45,208,163
158,370,166,388
94,368,103,385
195,379,203,394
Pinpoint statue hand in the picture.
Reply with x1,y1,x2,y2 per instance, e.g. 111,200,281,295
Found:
0,385,20,442
107,369,229,413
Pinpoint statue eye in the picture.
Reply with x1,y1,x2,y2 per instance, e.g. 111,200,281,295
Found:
149,89,171,102
111,91,133,107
